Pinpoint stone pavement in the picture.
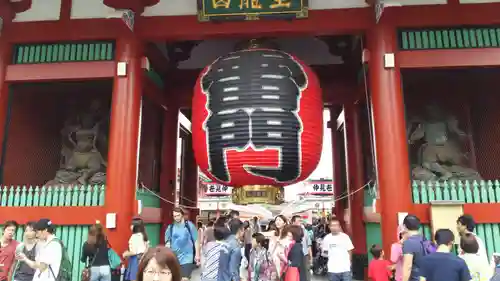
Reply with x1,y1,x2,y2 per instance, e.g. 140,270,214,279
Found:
190,268,361,281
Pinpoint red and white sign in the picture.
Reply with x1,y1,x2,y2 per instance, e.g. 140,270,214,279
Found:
297,180,334,196
202,182,232,196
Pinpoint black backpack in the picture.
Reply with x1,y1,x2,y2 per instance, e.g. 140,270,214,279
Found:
167,221,196,263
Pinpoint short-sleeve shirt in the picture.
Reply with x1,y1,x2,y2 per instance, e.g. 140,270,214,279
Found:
420,252,471,281
32,236,63,281
128,233,148,255
321,232,354,273
402,235,426,281
301,225,311,256
165,221,198,265
368,259,392,281
0,239,19,281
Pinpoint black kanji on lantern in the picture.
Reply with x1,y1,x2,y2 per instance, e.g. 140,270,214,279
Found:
201,49,307,183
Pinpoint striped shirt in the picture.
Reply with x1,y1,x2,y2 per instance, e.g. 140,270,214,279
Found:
201,241,231,281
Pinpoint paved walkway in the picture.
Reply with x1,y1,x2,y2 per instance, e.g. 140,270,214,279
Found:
190,268,361,281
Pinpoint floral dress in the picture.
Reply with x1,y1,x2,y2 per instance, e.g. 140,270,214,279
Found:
248,247,277,281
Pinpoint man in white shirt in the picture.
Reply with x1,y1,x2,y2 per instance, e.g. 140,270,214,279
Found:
321,218,354,281
456,214,489,265
17,218,62,281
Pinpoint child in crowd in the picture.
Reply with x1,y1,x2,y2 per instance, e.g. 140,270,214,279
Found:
248,233,276,281
368,244,393,281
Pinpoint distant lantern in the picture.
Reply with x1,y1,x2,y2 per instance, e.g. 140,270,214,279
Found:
192,48,323,204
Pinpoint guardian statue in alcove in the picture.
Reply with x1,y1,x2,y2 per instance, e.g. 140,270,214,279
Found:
407,103,482,181
46,99,108,186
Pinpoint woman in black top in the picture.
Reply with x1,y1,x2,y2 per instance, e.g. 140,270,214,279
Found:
12,222,37,281
284,225,307,281
81,224,111,281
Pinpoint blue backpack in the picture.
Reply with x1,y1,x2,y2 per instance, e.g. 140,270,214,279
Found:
421,237,437,256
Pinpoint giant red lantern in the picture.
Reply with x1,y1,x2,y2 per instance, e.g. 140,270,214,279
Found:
192,48,323,197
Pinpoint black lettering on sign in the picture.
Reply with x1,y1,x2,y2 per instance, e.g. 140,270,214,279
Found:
201,49,307,183
326,184,333,192
209,185,216,192
319,184,326,192
313,184,319,191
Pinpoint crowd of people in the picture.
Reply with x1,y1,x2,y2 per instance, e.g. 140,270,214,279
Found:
367,214,499,281
0,211,498,281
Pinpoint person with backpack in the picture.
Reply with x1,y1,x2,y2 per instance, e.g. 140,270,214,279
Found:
248,233,276,281
16,218,72,281
419,229,471,281
401,215,435,281
165,207,200,281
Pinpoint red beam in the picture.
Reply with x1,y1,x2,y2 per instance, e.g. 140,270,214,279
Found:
59,0,72,22
144,43,170,76
138,207,162,223
3,19,128,43
0,206,105,225
385,3,500,27
413,203,500,224
137,9,372,41
398,49,500,69
5,61,115,82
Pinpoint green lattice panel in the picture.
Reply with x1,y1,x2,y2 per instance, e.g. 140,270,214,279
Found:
12,41,115,64
0,185,105,207
399,27,500,50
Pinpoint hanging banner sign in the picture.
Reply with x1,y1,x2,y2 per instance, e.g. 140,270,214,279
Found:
203,182,233,196
297,180,334,196
197,0,309,22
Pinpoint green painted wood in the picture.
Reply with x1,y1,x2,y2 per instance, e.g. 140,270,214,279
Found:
145,223,162,247
5,224,89,281
399,27,500,50
136,188,161,208
145,69,165,89
12,41,115,64
365,222,382,260
0,185,105,206
411,180,500,204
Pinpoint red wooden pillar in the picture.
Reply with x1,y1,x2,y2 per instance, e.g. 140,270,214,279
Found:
181,135,199,222
0,40,12,175
343,103,367,254
367,24,413,254
330,108,345,229
159,100,179,244
105,37,143,252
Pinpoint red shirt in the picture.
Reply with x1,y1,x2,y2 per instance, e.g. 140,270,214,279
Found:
368,259,392,281
0,240,19,281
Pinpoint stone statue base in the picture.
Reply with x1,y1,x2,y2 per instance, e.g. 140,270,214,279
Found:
412,165,482,182
45,170,106,186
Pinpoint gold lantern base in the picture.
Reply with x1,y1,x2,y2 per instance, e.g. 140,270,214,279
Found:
232,185,284,205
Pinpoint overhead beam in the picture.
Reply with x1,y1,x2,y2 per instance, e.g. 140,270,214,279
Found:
137,9,372,41
398,49,500,69
144,43,170,76
384,3,500,27
5,61,115,82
